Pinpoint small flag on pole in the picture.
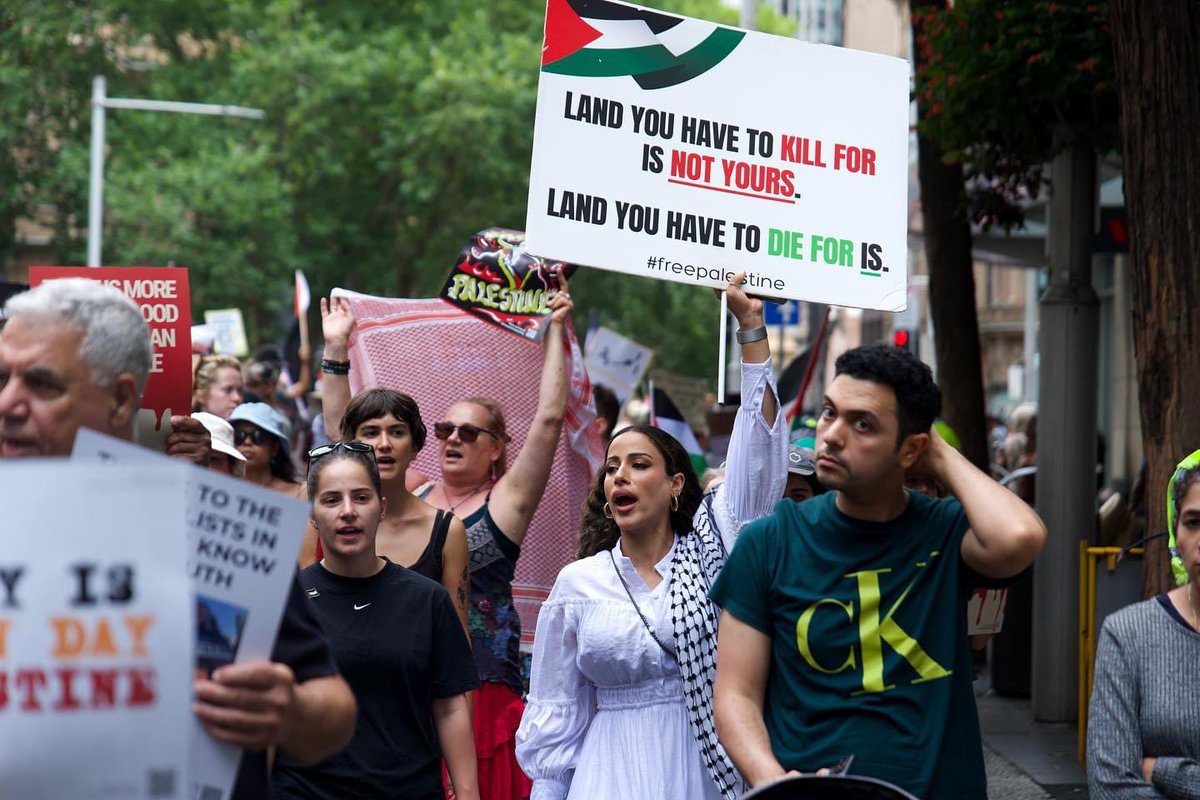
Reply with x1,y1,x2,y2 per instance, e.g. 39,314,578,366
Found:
294,270,311,319
649,382,707,477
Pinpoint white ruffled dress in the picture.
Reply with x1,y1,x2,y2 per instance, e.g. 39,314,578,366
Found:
516,358,788,800
516,538,723,800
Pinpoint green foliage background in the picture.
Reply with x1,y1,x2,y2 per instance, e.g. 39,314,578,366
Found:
0,0,792,378
913,0,1117,231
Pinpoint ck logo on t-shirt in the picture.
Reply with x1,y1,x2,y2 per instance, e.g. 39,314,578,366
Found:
794,559,951,696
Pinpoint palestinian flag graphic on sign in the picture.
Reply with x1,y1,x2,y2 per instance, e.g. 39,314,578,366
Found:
542,0,745,89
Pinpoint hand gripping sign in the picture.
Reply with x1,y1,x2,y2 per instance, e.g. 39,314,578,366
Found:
439,228,577,342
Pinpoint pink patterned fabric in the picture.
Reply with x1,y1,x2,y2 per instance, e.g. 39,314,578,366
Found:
338,292,603,647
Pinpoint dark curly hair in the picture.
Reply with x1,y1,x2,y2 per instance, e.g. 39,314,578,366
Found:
834,344,941,445
576,424,703,559
341,388,427,451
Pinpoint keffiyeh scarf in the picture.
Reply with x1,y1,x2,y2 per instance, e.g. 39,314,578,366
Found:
670,493,742,799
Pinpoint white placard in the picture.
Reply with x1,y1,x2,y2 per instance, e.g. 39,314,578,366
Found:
585,326,654,402
526,0,910,309
72,430,310,800
967,588,1009,635
204,308,249,358
0,461,192,799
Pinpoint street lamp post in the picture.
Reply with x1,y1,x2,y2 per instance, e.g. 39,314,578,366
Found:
86,75,265,266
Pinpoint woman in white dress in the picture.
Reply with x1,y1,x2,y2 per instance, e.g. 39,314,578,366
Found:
516,274,787,800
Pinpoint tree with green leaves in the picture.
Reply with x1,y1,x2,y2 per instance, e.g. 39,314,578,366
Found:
917,0,1200,599
1108,0,1200,596
912,0,1117,475
2,0,791,380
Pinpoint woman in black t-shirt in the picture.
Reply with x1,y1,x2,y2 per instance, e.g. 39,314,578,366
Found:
273,443,480,800
299,389,470,635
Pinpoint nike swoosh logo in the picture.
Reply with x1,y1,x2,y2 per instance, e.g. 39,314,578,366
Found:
353,603,371,611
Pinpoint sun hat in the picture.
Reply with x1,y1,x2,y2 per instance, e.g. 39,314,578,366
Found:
192,411,246,462
227,402,291,459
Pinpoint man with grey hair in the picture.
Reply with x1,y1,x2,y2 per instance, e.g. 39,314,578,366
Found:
0,277,208,460
0,278,356,799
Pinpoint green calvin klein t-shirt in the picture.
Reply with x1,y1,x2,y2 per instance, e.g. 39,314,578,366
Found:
710,490,985,800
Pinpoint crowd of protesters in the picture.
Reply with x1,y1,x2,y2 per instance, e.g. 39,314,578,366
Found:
1,271,1196,800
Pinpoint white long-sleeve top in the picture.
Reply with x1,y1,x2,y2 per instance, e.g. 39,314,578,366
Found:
516,358,787,800
706,356,789,549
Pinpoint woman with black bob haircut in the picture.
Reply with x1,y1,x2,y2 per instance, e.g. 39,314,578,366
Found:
300,388,470,634
518,273,788,800
273,441,480,800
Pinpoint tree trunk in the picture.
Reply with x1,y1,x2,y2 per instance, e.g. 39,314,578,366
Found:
1109,0,1200,596
912,2,990,472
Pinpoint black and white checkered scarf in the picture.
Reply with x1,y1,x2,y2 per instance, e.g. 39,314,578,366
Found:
670,493,742,799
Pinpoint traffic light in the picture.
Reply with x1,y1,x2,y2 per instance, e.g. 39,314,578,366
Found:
892,328,917,356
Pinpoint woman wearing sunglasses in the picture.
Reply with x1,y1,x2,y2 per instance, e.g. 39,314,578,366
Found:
273,441,480,800
300,389,471,635
319,277,573,800
228,402,300,494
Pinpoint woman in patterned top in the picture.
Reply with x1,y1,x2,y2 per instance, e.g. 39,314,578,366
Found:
318,276,574,800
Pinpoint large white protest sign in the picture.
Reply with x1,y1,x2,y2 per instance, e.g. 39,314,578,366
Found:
585,326,653,402
73,430,310,800
526,0,909,310
0,461,192,799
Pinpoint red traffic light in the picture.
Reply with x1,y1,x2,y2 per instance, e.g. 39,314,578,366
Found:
893,329,910,348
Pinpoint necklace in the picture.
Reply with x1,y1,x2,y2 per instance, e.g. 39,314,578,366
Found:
609,549,676,660
441,479,490,514
1188,582,1199,631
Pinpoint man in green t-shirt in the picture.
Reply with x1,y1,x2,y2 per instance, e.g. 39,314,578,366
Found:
710,344,1047,800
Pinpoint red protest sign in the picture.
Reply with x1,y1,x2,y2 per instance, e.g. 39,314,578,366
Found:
438,228,576,342
28,267,192,427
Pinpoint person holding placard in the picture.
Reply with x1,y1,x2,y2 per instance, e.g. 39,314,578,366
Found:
319,278,574,799
0,278,357,800
274,441,479,800
0,278,212,463
515,274,785,800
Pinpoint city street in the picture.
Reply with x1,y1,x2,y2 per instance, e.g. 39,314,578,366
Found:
978,673,1089,800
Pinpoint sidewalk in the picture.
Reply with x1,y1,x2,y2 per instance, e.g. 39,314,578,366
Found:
976,674,1089,800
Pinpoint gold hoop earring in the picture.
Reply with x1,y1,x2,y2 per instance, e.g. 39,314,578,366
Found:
670,494,679,512
603,502,614,519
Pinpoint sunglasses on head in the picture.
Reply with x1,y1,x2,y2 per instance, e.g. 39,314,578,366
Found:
308,440,376,462
234,428,272,446
433,422,498,444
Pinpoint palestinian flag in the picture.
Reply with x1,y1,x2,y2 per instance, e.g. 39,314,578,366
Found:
649,382,707,477
542,0,745,90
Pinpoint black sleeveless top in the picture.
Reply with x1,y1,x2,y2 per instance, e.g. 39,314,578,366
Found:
405,508,453,583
